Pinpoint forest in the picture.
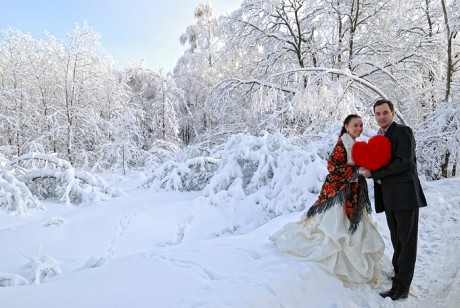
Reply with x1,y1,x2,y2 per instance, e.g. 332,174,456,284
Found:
0,0,459,211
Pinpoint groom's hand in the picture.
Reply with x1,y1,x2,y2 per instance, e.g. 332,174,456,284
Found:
359,167,371,178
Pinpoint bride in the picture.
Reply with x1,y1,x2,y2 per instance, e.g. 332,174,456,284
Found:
270,114,385,284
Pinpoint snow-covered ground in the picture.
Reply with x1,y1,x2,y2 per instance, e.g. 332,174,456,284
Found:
0,170,459,308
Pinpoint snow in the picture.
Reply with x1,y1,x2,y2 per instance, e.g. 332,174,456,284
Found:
0,171,458,307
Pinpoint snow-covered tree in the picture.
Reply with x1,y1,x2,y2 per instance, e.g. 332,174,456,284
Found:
417,100,460,179
152,72,183,144
96,110,143,174
56,22,128,164
202,0,397,135
175,2,225,141
440,0,460,103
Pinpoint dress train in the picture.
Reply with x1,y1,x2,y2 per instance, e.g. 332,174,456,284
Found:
270,202,385,284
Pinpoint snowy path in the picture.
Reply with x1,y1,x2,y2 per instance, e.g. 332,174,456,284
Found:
445,265,460,306
394,177,460,308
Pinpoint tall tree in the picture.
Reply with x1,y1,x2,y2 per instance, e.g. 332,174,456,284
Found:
440,0,460,103
175,2,223,141
152,72,183,144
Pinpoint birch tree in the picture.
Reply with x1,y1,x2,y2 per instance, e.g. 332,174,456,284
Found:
440,0,460,103
175,2,223,140
152,72,183,144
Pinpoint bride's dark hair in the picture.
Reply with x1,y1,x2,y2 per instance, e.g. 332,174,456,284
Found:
340,114,361,136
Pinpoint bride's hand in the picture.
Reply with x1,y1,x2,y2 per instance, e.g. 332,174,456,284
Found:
358,167,371,178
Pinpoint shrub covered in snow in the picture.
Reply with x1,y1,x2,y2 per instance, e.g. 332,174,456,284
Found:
23,247,61,284
5,153,120,206
44,216,69,228
144,157,220,191
144,139,182,170
0,273,29,287
203,132,326,216
145,132,331,233
0,167,43,213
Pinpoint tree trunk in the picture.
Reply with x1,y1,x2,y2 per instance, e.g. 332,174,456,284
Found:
440,0,452,103
441,151,450,178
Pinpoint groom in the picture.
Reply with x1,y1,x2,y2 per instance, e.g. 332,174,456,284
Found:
361,99,427,301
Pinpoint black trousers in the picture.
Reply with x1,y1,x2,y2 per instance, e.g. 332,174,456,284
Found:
385,208,419,292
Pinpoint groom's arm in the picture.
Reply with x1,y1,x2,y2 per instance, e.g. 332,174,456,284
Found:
371,126,415,180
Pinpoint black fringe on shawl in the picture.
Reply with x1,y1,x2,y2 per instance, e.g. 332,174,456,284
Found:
348,176,372,233
305,189,346,218
305,174,371,234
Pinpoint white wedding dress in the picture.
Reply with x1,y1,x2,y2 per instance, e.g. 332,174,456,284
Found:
270,205,384,284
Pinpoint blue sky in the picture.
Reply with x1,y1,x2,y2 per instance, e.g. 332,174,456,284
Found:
0,0,242,71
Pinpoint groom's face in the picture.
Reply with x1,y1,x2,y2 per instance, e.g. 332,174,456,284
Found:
374,103,395,130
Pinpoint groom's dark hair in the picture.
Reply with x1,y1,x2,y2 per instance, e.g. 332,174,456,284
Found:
373,99,394,112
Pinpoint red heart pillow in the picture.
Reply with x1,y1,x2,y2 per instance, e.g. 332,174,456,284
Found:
352,135,391,170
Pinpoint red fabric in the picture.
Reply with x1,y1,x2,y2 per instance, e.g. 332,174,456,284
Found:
352,135,391,170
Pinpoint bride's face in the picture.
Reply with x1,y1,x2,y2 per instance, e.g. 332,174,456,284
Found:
346,118,363,140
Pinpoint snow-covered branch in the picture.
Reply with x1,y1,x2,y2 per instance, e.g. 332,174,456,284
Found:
6,153,119,206
276,67,407,125
217,67,407,125
144,157,220,191
0,167,43,213
218,77,297,94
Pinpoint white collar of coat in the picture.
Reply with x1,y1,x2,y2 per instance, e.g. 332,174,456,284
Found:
340,133,355,165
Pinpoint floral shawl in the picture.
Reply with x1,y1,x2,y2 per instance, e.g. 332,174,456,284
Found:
304,136,371,233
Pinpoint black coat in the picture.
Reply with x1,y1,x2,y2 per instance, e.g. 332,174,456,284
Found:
371,122,427,213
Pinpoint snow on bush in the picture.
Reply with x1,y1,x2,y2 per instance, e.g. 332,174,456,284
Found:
203,132,326,216
0,167,43,213
23,247,62,284
6,153,120,205
0,273,29,287
144,157,220,191
146,132,330,234
44,216,69,228
144,139,182,170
